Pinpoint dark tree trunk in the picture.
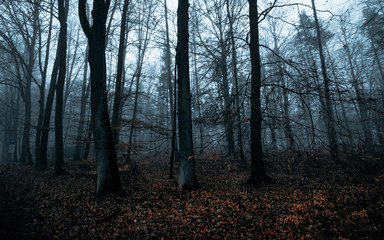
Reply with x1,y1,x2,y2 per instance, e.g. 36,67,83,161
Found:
35,1,53,166
38,55,59,170
112,0,130,144
79,0,122,195
176,0,197,190
244,0,269,185
54,0,68,175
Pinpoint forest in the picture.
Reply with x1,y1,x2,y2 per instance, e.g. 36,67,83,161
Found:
0,0,383,239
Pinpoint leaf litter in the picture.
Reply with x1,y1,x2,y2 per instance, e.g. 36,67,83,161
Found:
0,150,383,239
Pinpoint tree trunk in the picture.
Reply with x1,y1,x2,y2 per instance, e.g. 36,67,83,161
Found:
226,0,246,163
35,1,53,166
38,55,59,170
112,0,130,144
244,0,269,185
311,0,338,160
177,0,197,190
54,0,68,175
79,0,121,195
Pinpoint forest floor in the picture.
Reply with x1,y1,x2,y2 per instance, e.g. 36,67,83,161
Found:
0,150,383,239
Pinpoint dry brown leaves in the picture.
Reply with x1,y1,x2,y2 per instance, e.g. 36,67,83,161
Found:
0,151,383,239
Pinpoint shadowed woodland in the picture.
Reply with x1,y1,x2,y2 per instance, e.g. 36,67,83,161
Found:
0,0,383,239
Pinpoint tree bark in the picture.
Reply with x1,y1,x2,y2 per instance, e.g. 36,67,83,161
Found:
177,0,197,190
54,0,68,175
244,0,269,185
79,0,121,195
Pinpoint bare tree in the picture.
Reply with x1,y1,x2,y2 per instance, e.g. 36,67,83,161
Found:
79,0,121,195
244,0,269,186
177,0,197,190
54,0,69,175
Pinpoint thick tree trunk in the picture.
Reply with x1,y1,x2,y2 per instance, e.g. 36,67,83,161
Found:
177,0,197,190
79,0,121,195
245,0,269,185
